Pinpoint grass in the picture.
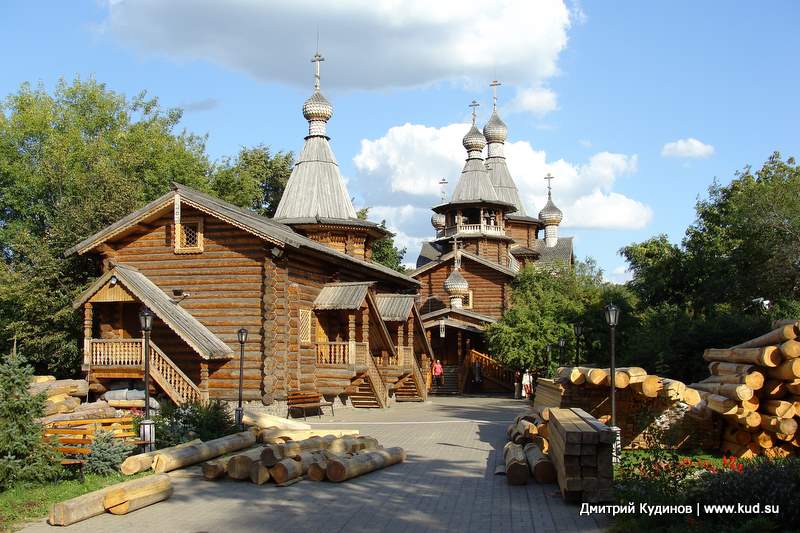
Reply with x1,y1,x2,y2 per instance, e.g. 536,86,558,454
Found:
0,471,151,532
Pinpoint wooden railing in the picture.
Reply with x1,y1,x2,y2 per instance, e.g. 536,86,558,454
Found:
363,347,389,408
462,349,515,392
148,341,202,405
405,350,428,401
90,338,144,367
438,223,505,238
317,342,350,365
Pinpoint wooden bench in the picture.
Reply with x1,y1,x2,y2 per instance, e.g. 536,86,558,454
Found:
43,417,147,480
286,391,334,420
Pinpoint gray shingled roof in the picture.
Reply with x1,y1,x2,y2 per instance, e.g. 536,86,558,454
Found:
451,158,502,204
485,157,526,216
73,264,233,359
410,249,517,278
274,136,358,221
415,241,445,269
313,282,374,310
65,184,418,288
529,237,574,266
375,294,416,321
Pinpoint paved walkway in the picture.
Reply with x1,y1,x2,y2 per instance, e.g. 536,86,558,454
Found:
23,396,608,533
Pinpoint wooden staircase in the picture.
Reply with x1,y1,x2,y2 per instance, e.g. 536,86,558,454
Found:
430,365,460,395
458,349,515,393
347,352,389,409
148,341,203,405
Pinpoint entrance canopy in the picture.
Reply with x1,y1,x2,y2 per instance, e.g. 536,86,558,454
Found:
73,264,233,359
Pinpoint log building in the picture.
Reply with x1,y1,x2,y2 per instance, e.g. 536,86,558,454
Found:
67,53,431,410
412,86,574,393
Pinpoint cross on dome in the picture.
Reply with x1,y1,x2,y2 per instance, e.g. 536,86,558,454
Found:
469,100,480,125
311,52,324,91
490,80,501,110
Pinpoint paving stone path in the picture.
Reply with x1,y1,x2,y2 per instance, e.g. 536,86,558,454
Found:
22,396,608,533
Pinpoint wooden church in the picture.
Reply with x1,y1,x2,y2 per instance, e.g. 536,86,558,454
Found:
67,53,431,409
411,87,574,393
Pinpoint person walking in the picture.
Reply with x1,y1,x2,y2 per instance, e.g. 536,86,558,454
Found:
432,360,444,387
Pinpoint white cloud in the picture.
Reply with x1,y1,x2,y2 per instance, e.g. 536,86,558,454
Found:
607,265,633,284
351,121,653,267
101,0,573,96
507,86,558,116
661,137,715,159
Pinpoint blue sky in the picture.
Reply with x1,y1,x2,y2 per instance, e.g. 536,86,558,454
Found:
2,1,798,279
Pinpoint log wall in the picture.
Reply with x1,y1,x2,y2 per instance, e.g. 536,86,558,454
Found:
416,259,510,319
113,207,266,401
505,220,538,248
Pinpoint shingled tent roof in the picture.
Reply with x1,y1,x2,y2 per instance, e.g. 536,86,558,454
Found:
528,237,574,266
72,264,233,359
65,183,418,288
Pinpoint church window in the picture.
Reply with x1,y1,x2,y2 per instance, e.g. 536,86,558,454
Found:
463,290,474,309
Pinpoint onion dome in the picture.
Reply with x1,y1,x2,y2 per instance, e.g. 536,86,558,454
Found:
444,268,469,297
538,193,563,226
302,90,333,123
483,109,508,144
462,124,486,154
431,212,446,231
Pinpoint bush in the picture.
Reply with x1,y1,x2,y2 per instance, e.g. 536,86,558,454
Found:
614,456,800,532
152,400,236,448
84,431,134,475
0,357,62,489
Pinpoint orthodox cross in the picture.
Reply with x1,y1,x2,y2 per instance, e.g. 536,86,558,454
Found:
544,173,555,196
490,80,501,109
311,52,324,91
469,100,480,125
452,235,461,269
438,177,448,202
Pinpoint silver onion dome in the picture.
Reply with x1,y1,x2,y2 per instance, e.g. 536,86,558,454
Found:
462,124,486,153
483,109,508,144
444,269,469,297
302,90,333,123
538,195,563,226
431,212,446,231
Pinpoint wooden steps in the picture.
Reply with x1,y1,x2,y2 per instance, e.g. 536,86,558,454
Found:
349,382,382,408
394,373,423,402
430,365,460,395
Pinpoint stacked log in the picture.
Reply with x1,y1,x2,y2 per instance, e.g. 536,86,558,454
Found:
704,321,800,458
199,434,392,486
546,408,614,503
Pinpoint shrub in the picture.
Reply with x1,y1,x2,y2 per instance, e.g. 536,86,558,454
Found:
0,356,62,489
152,400,236,448
84,431,134,475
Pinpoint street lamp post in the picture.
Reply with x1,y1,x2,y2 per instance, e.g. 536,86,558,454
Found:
236,328,248,430
573,322,584,366
557,336,566,366
604,304,621,463
544,344,552,376
138,307,155,452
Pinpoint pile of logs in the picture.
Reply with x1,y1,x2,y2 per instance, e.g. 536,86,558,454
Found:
29,376,123,424
201,433,404,486
49,474,173,526
503,413,557,486
101,388,160,410
698,321,800,459
553,366,700,406
547,408,614,503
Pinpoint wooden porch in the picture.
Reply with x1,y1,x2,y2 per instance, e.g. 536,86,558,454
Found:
85,337,204,404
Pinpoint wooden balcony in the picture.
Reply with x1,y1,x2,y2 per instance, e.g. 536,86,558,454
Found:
437,222,505,239
316,342,368,367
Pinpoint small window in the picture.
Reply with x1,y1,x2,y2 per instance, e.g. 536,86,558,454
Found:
463,290,474,310
175,218,204,254
299,309,312,344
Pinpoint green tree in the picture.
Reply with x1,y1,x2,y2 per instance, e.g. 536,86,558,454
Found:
356,208,407,272
211,144,293,217
486,260,604,372
0,77,289,374
0,356,61,489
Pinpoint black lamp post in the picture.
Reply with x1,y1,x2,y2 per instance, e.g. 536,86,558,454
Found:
138,307,155,451
557,336,566,366
236,328,248,430
604,304,620,430
573,322,584,366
